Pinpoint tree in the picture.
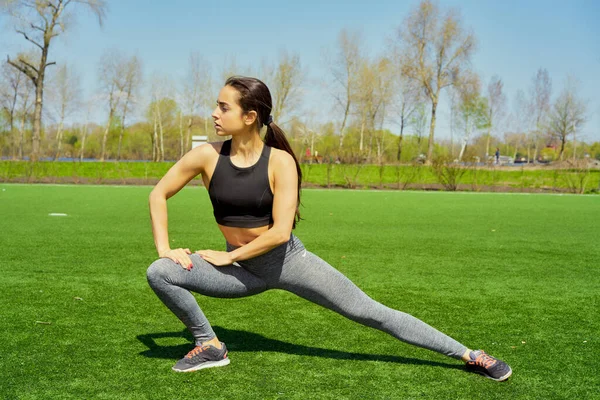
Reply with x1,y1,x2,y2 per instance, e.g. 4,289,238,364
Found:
15,74,35,159
528,68,552,162
148,74,178,161
47,64,81,159
399,0,476,162
354,57,395,162
181,52,211,156
295,119,321,163
390,44,422,162
116,56,142,161
98,50,121,161
409,102,429,156
448,86,459,157
485,75,506,160
78,97,96,161
508,90,531,159
269,51,303,123
96,51,140,161
0,63,25,158
327,29,363,149
2,0,107,160
220,56,253,84
454,73,489,161
392,77,421,162
548,78,587,160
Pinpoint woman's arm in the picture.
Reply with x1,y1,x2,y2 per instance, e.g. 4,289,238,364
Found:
197,150,298,265
149,144,212,267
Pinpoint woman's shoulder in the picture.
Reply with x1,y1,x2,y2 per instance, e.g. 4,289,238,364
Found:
269,147,295,167
269,148,297,180
178,141,228,171
188,141,227,157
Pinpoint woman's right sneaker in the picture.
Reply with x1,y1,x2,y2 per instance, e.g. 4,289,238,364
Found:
172,342,230,372
465,350,512,381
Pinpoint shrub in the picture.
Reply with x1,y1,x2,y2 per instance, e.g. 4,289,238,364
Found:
431,155,467,191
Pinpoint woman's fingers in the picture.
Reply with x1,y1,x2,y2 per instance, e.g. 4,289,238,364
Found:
179,250,193,270
194,250,232,267
164,248,194,271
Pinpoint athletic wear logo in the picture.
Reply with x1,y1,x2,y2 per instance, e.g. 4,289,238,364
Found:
302,250,307,257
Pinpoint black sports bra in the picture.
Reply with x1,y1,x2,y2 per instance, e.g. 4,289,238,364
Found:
208,140,274,228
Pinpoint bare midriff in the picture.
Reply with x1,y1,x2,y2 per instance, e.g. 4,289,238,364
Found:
218,224,273,247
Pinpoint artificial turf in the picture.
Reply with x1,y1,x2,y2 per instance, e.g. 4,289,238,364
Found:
0,184,598,399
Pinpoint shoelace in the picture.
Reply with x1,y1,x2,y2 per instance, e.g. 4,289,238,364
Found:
471,352,497,369
185,345,210,359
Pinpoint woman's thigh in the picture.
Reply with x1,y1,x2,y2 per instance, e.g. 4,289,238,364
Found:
274,250,375,316
147,253,267,298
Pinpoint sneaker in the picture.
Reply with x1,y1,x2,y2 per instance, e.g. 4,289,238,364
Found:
172,342,230,372
466,350,512,381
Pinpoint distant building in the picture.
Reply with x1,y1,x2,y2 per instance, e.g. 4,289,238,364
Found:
191,135,208,149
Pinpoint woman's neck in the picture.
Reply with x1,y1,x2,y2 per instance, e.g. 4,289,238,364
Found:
229,131,263,158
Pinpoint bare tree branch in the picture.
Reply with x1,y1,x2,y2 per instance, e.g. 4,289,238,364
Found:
6,56,37,83
15,29,44,50
30,23,45,32
17,57,40,74
71,0,108,26
46,1,60,12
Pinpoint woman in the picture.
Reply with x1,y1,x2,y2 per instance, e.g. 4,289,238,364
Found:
146,76,512,381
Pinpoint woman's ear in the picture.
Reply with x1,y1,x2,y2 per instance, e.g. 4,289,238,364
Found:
244,110,258,126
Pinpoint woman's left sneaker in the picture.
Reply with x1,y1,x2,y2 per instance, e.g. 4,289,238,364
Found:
466,350,512,381
172,342,230,372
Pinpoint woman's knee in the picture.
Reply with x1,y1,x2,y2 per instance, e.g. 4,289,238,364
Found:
340,297,388,328
146,258,177,287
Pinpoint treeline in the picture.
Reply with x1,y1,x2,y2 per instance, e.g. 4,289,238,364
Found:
0,0,598,164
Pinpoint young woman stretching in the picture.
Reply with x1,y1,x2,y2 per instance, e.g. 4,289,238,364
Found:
146,76,512,381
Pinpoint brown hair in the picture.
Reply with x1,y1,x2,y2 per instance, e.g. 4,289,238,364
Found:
225,76,302,228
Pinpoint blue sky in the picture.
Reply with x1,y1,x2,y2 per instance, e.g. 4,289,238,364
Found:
1,0,599,142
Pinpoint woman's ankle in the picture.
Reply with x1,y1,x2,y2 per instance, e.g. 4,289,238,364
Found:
461,348,473,362
202,337,222,349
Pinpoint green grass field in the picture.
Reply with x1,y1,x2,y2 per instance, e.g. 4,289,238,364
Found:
1,185,598,399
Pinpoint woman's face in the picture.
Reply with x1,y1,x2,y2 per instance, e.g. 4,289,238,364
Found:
212,85,255,136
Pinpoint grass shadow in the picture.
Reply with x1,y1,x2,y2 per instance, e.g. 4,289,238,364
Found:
136,326,462,370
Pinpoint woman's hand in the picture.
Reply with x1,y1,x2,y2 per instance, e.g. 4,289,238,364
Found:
195,250,234,266
159,248,194,271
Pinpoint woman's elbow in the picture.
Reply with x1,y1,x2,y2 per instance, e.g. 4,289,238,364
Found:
148,188,166,205
273,227,292,245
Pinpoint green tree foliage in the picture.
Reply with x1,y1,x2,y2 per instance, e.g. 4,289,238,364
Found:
589,142,600,161
146,97,180,161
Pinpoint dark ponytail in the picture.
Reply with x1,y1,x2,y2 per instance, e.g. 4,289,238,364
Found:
225,76,302,228
264,122,303,228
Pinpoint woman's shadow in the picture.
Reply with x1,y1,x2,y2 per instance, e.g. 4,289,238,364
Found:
136,326,462,370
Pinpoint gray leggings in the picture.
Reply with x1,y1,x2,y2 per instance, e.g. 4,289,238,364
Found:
146,235,467,360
